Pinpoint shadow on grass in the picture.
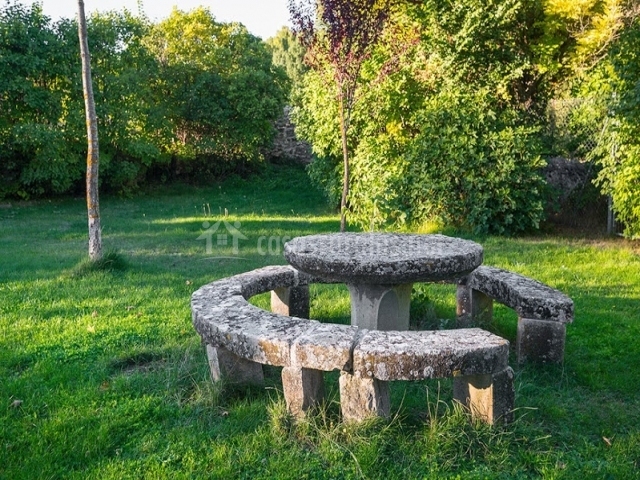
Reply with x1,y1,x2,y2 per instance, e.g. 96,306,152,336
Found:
2,164,640,477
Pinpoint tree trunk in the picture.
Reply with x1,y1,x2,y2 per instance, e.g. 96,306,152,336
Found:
338,96,349,232
78,0,102,261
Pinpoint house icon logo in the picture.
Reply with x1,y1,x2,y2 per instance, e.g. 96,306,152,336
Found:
197,219,248,256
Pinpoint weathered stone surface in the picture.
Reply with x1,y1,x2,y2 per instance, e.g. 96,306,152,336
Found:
271,285,310,319
206,345,264,385
339,372,390,422
491,367,516,424
192,273,319,367
282,366,325,417
191,278,243,311
352,328,509,381
192,265,516,425
347,283,412,331
517,318,567,364
455,266,574,364
194,302,317,367
453,373,492,421
267,106,313,165
234,265,310,299
456,285,493,328
292,322,359,372
284,233,483,285
465,266,574,323
544,156,590,203
453,367,515,425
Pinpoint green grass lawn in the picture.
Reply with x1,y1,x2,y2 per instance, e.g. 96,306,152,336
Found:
1,164,639,479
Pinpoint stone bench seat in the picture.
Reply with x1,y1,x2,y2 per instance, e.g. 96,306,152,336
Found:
456,266,575,363
192,266,514,424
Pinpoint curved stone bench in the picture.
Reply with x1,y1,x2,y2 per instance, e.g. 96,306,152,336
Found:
455,266,574,363
192,266,514,424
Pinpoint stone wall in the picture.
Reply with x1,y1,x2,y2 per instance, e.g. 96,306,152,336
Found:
268,106,313,165
543,156,606,229
543,156,591,202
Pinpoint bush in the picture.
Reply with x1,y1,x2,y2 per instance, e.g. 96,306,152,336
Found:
347,88,547,235
0,4,288,199
403,89,546,235
589,22,640,238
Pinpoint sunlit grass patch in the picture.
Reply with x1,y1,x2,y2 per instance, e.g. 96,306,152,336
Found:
1,164,640,478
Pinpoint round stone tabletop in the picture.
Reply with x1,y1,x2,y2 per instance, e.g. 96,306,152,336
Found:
284,233,483,285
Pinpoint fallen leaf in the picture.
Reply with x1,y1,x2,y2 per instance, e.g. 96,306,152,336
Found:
87,325,95,333
10,399,23,408
603,436,612,447
186,280,192,285
91,310,98,318
126,306,135,311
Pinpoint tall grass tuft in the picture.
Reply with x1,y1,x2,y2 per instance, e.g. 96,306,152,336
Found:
70,249,128,277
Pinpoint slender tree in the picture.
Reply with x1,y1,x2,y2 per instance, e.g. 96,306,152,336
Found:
77,0,102,260
288,0,390,231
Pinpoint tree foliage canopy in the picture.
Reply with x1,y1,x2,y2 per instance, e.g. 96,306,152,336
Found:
292,0,640,234
0,2,287,199
3,0,640,236
266,26,307,88
289,0,393,231
585,9,640,238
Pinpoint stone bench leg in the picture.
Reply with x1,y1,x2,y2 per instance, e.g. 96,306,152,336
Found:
339,372,390,422
456,285,493,328
347,283,412,331
282,367,325,417
271,285,310,319
453,368,514,425
206,344,264,386
517,318,566,364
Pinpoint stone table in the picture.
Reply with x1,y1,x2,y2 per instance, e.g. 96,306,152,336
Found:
284,233,483,331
